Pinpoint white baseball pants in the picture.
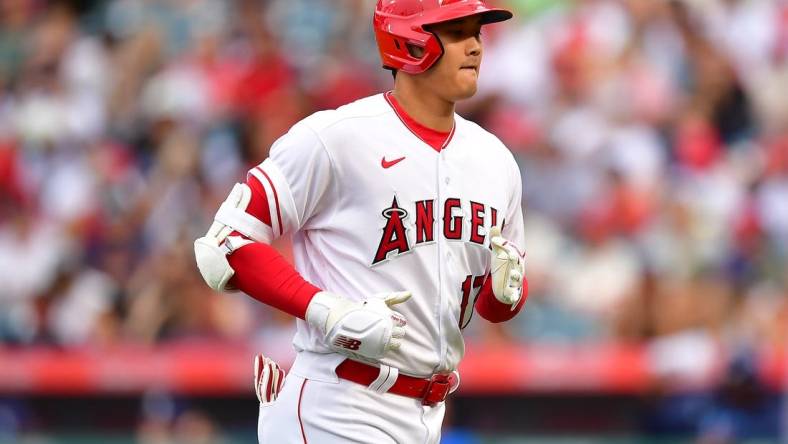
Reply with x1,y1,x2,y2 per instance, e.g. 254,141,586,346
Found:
257,351,446,444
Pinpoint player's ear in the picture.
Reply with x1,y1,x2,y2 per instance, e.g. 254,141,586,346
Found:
406,44,425,58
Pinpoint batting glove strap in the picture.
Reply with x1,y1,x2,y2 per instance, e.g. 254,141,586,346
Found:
306,291,410,361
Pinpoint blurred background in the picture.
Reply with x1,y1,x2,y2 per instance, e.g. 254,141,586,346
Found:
0,0,787,442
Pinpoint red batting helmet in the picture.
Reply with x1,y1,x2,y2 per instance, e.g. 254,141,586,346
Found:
373,0,513,75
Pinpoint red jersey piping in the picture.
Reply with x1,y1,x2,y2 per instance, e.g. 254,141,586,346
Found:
384,91,455,153
257,166,283,236
298,379,308,443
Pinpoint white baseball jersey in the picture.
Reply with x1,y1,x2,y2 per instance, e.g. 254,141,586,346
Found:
251,92,525,377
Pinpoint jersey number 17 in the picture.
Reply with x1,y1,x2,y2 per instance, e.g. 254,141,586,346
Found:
458,274,486,329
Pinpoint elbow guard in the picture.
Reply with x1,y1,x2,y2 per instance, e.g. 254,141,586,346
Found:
194,235,251,292
194,183,270,291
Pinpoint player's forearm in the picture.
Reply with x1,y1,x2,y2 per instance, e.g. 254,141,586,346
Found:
227,242,320,319
227,241,410,363
474,275,527,323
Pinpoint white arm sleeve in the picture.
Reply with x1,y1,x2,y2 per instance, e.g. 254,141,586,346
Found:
250,121,335,238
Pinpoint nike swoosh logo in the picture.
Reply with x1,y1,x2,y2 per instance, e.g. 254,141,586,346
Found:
381,156,406,169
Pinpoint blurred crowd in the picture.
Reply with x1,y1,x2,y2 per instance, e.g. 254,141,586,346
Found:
0,0,382,349
503,0,788,352
0,0,787,382
1,0,787,440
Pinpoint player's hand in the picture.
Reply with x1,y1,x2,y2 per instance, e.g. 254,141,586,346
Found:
305,291,411,362
254,353,285,404
489,226,525,309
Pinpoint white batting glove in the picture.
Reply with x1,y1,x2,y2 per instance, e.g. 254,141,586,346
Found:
489,226,525,310
306,291,410,362
254,354,285,404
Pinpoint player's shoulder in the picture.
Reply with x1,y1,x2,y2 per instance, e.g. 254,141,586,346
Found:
455,114,507,150
298,94,390,135
268,94,389,161
455,114,517,165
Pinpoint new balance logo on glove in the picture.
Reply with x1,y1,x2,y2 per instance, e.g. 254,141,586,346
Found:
333,335,363,351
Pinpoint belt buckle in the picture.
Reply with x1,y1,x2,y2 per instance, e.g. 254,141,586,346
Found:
421,374,450,407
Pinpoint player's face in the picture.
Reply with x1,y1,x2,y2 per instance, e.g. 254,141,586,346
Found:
423,17,484,100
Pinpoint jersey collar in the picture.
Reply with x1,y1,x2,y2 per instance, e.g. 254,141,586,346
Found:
384,91,455,153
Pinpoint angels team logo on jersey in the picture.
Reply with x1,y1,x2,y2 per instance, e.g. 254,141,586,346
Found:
373,197,411,264
373,195,500,265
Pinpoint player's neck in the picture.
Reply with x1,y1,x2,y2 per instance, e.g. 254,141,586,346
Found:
391,82,455,133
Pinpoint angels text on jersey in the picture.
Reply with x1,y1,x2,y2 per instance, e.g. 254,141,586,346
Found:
373,195,503,265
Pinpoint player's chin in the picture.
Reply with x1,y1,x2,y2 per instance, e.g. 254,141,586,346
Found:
453,76,478,100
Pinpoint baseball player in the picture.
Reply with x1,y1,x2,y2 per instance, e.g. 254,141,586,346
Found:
194,1,527,442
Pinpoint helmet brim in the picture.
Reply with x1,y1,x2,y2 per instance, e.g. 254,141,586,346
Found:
423,7,513,27
478,9,514,24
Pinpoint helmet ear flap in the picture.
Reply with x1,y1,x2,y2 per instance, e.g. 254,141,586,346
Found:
374,2,443,74
375,25,442,74
393,38,423,58
393,39,424,59
406,43,425,59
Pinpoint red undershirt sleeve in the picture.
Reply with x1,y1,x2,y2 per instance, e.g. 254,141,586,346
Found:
474,274,528,323
227,243,319,319
221,173,320,319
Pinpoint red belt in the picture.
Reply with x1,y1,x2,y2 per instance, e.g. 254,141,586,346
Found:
335,359,453,406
